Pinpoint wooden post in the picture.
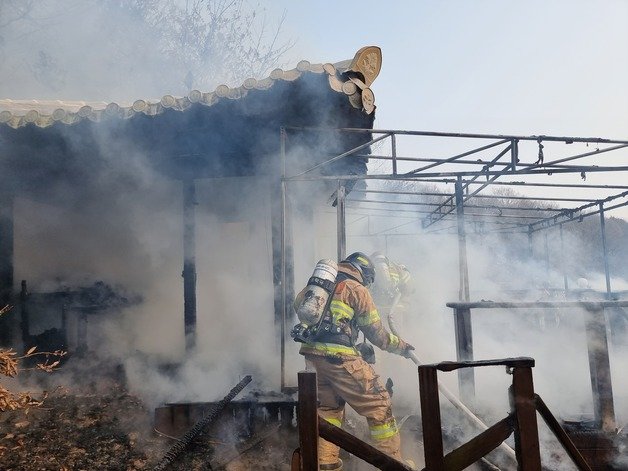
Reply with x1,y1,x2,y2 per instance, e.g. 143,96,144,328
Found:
583,305,616,431
182,179,197,353
19,280,29,349
453,307,475,404
0,194,14,346
418,365,445,471
297,371,319,470
510,367,542,471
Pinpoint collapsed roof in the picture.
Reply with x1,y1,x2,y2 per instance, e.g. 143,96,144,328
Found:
0,47,382,194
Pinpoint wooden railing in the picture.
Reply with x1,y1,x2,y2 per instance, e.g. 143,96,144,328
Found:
446,300,624,432
293,357,592,471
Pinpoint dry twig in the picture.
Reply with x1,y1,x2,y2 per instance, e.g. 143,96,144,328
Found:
0,346,66,412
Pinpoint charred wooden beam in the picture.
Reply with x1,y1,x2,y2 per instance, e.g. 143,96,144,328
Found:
318,418,413,470
418,365,445,471
433,357,535,372
453,307,474,403
0,194,13,346
509,366,542,471
533,394,592,471
583,305,616,431
443,415,514,471
182,179,197,353
297,371,318,470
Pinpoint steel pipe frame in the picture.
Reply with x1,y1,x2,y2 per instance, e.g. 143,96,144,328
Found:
528,191,628,233
310,143,628,172
352,188,599,204
421,178,628,191
416,144,516,228
278,126,628,390
283,127,628,188
403,138,511,175
282,126,628,145
346,204,547,221
347,197,565,213
281,125,628,260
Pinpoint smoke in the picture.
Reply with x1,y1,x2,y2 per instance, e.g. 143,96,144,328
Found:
0,0,293,102
288,178,628,468
2,4,626,464
0,0,305,408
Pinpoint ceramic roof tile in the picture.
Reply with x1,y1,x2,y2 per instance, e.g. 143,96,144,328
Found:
0,47,382,129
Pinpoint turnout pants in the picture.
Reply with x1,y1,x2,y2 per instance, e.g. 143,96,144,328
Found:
305,354,402,466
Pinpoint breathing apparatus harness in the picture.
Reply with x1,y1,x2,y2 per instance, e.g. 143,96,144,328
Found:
291,270,358,347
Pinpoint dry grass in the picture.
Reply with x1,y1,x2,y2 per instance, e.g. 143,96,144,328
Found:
0,305,66,412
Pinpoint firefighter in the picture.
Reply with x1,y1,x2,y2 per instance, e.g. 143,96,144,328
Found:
370,252,413,310
295,252,415,470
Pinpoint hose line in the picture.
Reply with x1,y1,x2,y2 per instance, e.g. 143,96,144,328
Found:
387,293,516,465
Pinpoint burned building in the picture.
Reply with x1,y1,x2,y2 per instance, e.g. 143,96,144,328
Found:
0,47,382,365
2,43,627,470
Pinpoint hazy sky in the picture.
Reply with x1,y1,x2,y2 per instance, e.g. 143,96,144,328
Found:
269,0,628,217
273,1,628,136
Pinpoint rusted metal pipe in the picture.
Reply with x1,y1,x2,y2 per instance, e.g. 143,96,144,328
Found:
153,375,252,471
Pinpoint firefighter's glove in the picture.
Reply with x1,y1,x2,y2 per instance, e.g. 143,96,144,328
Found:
399,340,416,359
357,342,376,364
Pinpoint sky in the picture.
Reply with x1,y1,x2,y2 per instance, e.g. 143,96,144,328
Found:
269,0,628,217
271,1,628,137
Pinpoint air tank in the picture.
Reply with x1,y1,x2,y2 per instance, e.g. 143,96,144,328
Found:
295,259,338,326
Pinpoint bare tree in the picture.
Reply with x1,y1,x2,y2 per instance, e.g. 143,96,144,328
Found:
0,0,294,99
121,0,295,91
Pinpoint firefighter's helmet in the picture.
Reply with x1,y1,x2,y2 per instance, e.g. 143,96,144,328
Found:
344,252,376,287
370,251,389,264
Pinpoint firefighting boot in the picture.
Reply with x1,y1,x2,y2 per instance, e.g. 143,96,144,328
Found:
319,458,343,470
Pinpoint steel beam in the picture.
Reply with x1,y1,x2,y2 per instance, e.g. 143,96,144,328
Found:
599,203,612,299
404,139,510,175
529,190,628,233
336,183,346,261
283,126,628,146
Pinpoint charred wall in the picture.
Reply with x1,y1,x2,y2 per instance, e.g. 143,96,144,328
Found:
0,72,375,350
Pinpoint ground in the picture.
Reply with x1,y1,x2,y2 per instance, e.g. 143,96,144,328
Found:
0,363,296,471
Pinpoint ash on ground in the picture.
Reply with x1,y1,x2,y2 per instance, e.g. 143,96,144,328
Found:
0,359,295,470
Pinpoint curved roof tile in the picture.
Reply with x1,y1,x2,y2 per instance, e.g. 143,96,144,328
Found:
0,47,381,129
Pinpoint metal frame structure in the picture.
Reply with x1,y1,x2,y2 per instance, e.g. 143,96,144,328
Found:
278,126,628,396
